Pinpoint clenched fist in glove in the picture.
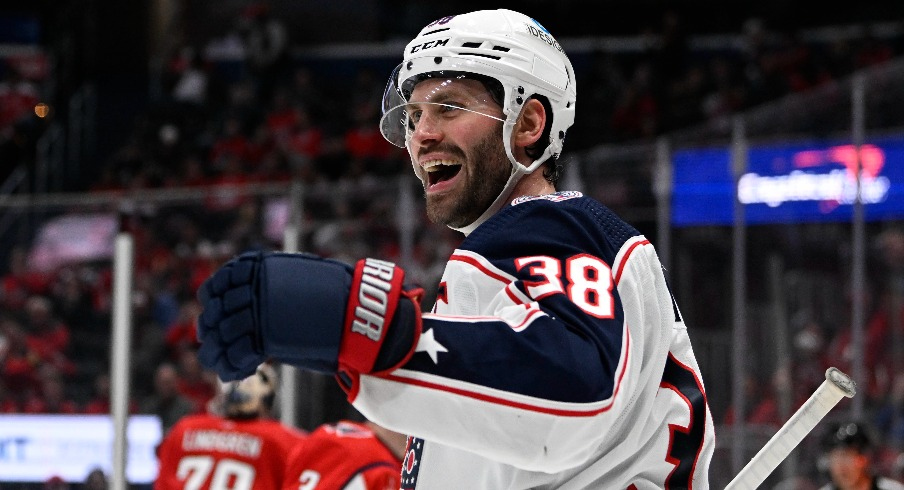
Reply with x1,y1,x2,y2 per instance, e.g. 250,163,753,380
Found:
196,251,423,397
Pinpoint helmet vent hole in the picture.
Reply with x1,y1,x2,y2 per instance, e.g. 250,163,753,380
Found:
422,28,450,36
462,42,482,48
491,46,510,52
459,53,501,60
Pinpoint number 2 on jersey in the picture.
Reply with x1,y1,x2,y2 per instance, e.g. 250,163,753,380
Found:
515,254,615,318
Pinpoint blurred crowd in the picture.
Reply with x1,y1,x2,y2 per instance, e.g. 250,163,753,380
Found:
1,4,904,488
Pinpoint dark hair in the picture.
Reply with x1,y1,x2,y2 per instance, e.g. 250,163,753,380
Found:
822,421,872,452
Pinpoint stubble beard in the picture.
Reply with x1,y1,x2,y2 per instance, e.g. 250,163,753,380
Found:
424,131,511,228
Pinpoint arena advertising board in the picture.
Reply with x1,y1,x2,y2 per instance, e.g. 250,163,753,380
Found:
0,414,162,483
672,135,904,226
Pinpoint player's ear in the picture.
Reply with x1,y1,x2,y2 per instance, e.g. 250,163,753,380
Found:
512,98,546,149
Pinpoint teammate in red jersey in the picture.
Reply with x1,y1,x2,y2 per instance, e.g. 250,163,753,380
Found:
282,418,406,490
154,363,306,490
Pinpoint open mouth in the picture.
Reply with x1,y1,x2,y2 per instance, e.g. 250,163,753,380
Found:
424,162,462,188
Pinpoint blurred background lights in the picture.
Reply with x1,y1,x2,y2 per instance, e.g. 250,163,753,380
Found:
34,102,50,118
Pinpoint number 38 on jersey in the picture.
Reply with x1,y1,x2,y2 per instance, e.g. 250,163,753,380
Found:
515,254,615,319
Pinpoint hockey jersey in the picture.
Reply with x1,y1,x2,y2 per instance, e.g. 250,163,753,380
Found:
282,420,402,490
350,192,716,489
154,413,307,490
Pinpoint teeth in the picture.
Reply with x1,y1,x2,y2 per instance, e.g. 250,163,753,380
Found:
422,160,460,172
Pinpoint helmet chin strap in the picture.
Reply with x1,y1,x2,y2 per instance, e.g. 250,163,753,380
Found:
451,118,549,235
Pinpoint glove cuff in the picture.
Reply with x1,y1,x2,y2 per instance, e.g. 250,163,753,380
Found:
337,258,422,399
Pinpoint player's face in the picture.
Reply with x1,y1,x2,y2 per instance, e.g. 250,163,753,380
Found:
406,78,510,227
827,448,870,489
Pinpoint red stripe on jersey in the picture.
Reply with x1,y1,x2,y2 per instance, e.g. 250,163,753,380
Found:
450,253,511,283
614,239,650,284
383,327,631,416
511,308,544,331
504,283,530,305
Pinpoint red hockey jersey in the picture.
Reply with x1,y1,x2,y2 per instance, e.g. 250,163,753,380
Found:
282,420,401,490
154,413,306,490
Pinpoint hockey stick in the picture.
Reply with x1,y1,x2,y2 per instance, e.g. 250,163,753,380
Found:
724,367,857,490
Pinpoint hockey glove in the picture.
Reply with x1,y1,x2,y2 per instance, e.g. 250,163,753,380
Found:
196,251,423,396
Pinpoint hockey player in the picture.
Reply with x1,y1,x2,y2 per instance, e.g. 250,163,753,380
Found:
282,418,405,490
154,363,306,489
818,421,904,490
196,8,715,488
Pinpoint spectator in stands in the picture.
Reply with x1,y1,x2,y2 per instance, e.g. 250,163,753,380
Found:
169,46,210,108
210,115,255,168
282,103,323,175
239,1,290,102
83,372,138,414
202,153,253,238
164,299,202,358
818,421,904,490
175,348,218,411
722,370,785,428
22,365,79,414
828,227,904,404
287,66,334,126
44,475,69,490
141,362,198,433
610,62,659,140
0,65,39,139
1,246,50,310
83,467,108,490
0,315,40,401
49,266,97,331
341,99,400,178
0,378,19,412
874,373,904,453
870,227,904,448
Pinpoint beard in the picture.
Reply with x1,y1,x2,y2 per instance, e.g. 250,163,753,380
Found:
424,129,512,228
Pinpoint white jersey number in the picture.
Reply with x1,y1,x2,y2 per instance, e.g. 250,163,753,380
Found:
297,469,321,490
515,254,614,318
176,455,256,490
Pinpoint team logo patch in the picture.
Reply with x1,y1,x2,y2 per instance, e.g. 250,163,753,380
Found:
512,191,582,205
400,436,425,489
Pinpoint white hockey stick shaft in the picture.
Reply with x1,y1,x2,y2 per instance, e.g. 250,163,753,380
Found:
725,367,856,490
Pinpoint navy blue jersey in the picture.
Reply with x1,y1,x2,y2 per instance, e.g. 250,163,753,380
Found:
351,192,715,489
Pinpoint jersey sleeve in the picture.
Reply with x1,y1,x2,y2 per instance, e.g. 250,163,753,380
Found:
351,197,678,471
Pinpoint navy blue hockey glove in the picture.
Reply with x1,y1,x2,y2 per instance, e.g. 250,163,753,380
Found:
196,251,423,397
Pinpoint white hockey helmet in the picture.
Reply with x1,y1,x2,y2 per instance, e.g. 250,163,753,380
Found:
221,363,277,419
380,9,577,234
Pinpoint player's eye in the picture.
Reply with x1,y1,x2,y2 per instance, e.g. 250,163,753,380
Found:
406,109,422,126
439,103,464,114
